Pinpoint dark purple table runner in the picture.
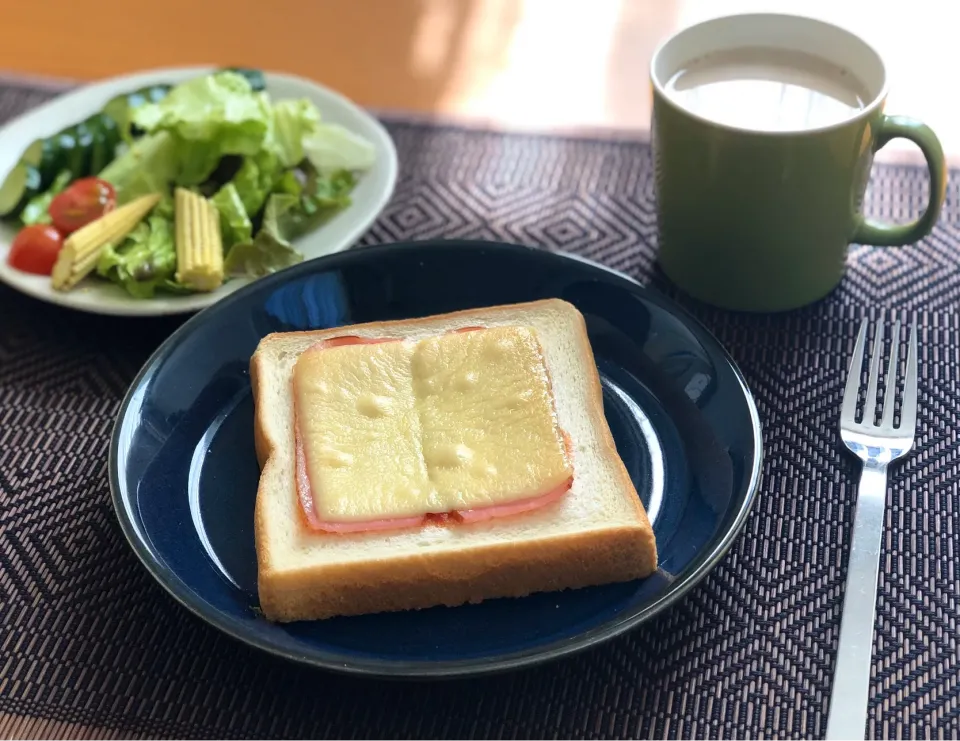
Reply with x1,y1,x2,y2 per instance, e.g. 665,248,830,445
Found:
0,81,957,739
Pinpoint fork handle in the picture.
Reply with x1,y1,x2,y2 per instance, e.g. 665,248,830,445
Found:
825,465,888,740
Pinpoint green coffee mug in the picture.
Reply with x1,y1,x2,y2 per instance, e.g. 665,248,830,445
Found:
650,13,947,312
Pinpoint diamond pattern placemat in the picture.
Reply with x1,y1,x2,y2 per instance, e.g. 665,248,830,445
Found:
0,82,958,740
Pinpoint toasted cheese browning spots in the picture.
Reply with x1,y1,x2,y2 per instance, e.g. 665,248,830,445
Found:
292,326,573,523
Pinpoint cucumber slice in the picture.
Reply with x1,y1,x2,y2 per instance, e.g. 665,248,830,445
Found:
74,121,94,174
113,84,172,110
82,113,119,175
102,92,131,130
223,67,266,91
4,86,158,206
50,129,79,183
21,139,44,168
59,122,93,178
37,137,66,188
52,131,78,162
98,114,121,172
0,163,41,218
126,91,149,109
147,84,172,103
19,169,72,226
104,84,173,142
88,124,110,175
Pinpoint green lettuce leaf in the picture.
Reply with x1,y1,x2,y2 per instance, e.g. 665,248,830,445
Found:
211,182,252,248
301,122,375,174
96,212,178,298
224,193,303,277
171,137,223,186
231,150,282,215
268,98,322,168
152,192,175,220
99,131,179,204
280,167,355,235
307,168,355,209
20,170,72,226
131,71,272,185
221,169,356,278
271,170,303,198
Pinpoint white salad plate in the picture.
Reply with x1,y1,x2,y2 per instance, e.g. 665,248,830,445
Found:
0,66,398,317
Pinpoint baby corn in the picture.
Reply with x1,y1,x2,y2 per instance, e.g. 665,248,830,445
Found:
51,193,162,291
175,188,224,292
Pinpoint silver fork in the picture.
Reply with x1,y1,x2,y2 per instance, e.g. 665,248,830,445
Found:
825,318,918,740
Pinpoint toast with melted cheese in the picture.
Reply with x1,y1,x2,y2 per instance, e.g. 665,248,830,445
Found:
250,298,657,622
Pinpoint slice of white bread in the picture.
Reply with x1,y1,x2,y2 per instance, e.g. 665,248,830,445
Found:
250,298,658,622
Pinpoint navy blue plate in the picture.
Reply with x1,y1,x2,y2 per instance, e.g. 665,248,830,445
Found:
109,240,763,678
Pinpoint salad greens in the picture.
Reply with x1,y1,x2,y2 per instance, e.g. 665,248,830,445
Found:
99,130,180,203
211,183,253,248
223,193,305,278
20,170,73,225
270,99,321,167
96,212,178,299
302,123,376,175
131,72,272,185
97,69,375,297
1,67,377,299
231,150,281,216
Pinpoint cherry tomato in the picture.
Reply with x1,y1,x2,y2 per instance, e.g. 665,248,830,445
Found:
48,177,116,235
7,225,64,275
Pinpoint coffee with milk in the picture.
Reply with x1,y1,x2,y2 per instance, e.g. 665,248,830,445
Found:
664,46,871,132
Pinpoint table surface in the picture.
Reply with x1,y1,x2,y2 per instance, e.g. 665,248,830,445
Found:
0,82,957,739
1,5,959,738
1,0,957,164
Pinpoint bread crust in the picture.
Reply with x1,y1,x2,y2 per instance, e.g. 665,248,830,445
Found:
249,347,276,588
251,298,657,622
261,525,656,621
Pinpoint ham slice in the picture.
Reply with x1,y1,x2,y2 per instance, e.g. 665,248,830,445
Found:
306,335,397,350
295,427,427,532
308,326,480,352
455,478,572,524
296,424,572,533
294,332,573,534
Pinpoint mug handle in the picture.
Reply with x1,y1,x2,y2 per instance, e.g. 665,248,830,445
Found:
852,115,947,246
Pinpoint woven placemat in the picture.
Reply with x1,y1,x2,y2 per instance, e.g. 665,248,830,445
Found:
0,82,958,740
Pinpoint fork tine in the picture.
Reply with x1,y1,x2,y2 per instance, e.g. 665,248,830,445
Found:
899,323,919,432
863,320,885,426
881,319,901,428
842,319,869,423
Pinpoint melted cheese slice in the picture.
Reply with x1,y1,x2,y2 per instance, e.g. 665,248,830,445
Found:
292,326,572,522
